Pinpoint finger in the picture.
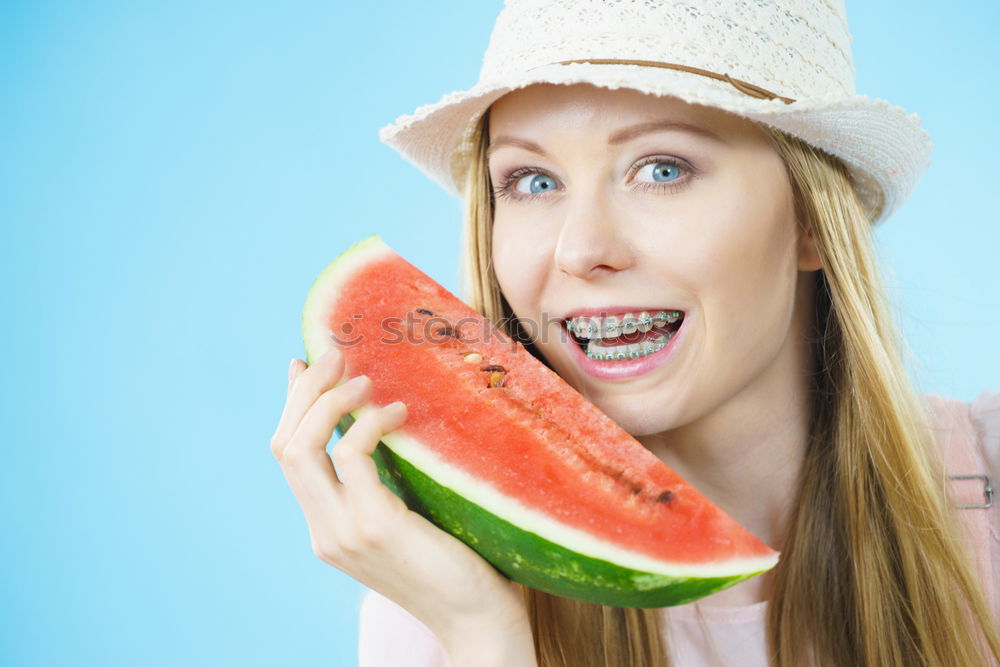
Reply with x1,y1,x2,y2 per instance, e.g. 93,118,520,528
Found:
333,402,408,514
281,374,373,471
278,375,374,524
287,357,305,395
272,348,345,453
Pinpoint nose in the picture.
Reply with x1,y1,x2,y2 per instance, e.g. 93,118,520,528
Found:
553,193,634,279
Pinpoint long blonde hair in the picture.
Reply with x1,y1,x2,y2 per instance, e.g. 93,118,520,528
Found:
458,106,1000,666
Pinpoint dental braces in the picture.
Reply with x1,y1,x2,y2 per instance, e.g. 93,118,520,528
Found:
567,310,681,336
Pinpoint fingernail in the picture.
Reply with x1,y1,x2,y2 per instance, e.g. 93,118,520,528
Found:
288,358,298,382
343,375,370,390
319,348,339,363
383,401,407,418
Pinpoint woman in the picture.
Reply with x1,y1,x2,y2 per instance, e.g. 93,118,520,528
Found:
271,1,1000,665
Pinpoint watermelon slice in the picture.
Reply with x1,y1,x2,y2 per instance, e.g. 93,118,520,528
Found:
301,235,779,608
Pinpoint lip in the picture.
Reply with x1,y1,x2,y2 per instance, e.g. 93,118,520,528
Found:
562,316,685,380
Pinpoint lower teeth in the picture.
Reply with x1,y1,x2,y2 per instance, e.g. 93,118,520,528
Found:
585,331,673,361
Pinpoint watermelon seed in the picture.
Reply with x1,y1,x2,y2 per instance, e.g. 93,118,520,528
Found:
657,491,674,503
416,308,433,316
463,352,482,364
630,486,643,495
481,364,507,373
487,371,506,388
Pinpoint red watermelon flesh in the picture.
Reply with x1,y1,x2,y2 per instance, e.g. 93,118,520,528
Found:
302,236,778,607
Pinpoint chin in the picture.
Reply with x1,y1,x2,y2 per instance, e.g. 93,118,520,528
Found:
596,397,674,438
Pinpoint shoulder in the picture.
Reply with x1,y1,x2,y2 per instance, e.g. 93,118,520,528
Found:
969,390,1000,477
923,390,1000,477
923,390,999,619
358,589,450,667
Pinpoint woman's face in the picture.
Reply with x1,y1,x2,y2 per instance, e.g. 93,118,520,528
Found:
488,83,821,437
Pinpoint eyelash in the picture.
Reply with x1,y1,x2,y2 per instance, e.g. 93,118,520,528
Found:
491,156,695,203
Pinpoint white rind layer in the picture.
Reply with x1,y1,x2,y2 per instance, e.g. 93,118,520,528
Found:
364,403,780,580
302,235,393,365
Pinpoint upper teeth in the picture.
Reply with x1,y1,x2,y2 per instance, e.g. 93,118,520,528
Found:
565,310,681,339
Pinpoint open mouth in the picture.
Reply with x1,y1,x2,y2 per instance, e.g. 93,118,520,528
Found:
563,310,685,361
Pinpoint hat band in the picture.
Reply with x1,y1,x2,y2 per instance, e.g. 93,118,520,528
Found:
550,59,796,105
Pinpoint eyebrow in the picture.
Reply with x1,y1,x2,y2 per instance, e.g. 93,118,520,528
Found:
608,120,725,145
487,136,551,159
487,120,725,158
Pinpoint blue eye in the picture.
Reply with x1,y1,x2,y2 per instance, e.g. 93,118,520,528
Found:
636,161,682,183
515,173,558,194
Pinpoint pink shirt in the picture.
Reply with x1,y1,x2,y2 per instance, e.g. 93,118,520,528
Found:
358,391,1000,666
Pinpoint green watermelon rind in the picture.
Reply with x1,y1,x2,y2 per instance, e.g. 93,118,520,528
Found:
335,413,770,608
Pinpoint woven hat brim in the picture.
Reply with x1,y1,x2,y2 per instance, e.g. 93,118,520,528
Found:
380,63,932,224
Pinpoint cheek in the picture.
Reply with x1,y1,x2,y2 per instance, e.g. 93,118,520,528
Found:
491,214,550,314
695,183,799,354
641,171,798,352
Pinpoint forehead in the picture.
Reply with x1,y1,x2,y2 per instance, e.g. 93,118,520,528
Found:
487,83,763,142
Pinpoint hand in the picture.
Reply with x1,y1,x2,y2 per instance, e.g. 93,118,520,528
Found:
270,347,534,655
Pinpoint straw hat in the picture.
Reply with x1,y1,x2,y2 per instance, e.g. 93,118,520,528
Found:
379,0,932,224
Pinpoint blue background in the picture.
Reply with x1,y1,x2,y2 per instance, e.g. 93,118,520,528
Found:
1,1,997,665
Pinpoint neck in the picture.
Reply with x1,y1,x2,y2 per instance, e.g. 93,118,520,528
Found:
638,371,812,553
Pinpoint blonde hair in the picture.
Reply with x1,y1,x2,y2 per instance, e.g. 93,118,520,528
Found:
459,107,1000,666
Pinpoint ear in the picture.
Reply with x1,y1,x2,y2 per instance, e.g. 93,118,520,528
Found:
797,220,823,272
